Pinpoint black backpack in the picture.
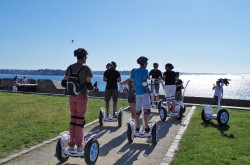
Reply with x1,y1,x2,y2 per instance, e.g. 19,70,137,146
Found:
63,65,86,95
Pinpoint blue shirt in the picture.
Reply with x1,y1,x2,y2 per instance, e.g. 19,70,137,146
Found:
131,68,149,95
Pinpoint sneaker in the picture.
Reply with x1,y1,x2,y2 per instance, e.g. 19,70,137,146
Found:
145,127,150,133
77,145,84,152
68,146,75,151
135,127,140,133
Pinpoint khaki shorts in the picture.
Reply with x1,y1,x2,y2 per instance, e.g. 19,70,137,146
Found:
136,93,150,112
105,89,119,102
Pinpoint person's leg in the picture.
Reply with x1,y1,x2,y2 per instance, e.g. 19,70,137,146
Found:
175,91,181,101
112,89,119,116
150,83,154,105
75,95,87,150
165,85,171,113
142,93,150,132
68,96,77,148
104,89,111,116
155,83,160,105
130,102,136,120
170,85,176,112
135,95,142,131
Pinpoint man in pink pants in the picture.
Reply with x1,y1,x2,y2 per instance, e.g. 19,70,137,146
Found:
64,48,94,152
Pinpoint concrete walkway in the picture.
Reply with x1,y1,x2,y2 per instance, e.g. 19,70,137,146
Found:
3,106,195,165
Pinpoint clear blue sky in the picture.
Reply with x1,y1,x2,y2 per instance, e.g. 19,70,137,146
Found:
0,0,249,74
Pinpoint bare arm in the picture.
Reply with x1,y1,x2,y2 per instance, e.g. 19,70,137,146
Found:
120,78,133,86
103,76,107,82
117,76,121,83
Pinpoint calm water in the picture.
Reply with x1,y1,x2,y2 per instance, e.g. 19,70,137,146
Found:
1,74,250,100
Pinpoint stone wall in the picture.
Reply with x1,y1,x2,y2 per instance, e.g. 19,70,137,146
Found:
1,78,250,107
89,92,250,108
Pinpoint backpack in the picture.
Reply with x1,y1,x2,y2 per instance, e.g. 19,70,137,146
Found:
66,65,86,95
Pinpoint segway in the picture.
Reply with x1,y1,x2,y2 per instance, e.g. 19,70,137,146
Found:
99,107,123,127
201,78,230,126
158,80,190,121
55,131,99,165
127,118,157,144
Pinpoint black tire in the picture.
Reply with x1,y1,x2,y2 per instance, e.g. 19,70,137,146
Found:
151,123,157,144
99,110,103,126
159,107,167,121
55,139,69,163
170,106,173,112
118,111,122,127
176,106,184,120
84,138,99,165
217,109,229,126
158,99,163,112
201,109,211,123
127,123,134,143
183,105,186,113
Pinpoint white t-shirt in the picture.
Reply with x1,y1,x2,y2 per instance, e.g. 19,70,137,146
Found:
214,84,223,97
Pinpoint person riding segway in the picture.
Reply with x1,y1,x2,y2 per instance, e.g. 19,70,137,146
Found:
57,48,99,164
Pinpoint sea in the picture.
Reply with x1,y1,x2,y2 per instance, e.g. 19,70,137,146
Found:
1,73,250,100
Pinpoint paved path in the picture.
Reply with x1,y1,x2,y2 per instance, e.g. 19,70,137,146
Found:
4,106,194,165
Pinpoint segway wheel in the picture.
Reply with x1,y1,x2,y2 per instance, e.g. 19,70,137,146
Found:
99,110,103,126
177,106,184,120
84,138,99,165
183,105,186,113
118,111,122,127
159,107,167,121
217,109,229,126
127,123,134,143
157,99,163,112
151,123,157,144
55,139,69,163
201,109,211,123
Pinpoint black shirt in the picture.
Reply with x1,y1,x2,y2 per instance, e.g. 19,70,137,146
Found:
104,69,121,89
149,69,162,79
163,70,176,85
176,79,183,91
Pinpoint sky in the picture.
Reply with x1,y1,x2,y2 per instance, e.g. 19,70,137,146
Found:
0,0,249,74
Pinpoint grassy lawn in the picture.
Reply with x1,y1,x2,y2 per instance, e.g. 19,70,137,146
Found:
0,92,128,158
173,106,250,165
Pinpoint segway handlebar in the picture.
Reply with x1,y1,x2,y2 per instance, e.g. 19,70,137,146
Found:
218,78,231,86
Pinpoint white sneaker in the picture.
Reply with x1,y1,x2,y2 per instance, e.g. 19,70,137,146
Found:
68,146,75,151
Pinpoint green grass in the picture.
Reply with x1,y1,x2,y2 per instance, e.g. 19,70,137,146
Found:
173,106,250,165
0,92,128,158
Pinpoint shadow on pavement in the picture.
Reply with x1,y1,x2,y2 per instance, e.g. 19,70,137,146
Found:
85,124,120,140
99,131,127,156
114,142,156,164
157,115,183,140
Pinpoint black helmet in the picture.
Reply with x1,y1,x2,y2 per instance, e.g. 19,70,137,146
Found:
106,63,113,70
74,48,88,57
111,61,117,68
165,63,174,70
153,63,159,67
137,56,148,65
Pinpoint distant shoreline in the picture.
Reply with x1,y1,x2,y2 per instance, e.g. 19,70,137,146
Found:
0,69,243,76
